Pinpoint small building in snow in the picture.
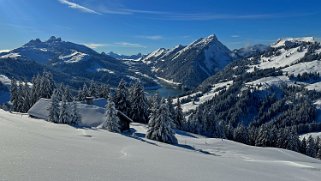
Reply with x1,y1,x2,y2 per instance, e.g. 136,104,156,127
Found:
28,98,132,131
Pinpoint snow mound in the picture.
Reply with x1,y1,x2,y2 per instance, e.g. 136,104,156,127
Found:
0,52,21,59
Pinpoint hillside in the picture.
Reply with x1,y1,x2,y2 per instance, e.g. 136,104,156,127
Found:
0,109,320,181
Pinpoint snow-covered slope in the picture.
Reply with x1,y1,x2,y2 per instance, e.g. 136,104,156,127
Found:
0,109,320,181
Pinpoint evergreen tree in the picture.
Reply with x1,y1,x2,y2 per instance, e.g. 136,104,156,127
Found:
88,80,97,97
48,90,60,123
114,79,130,116
22,84,31,112
97,84,110,99
40,71,55,99
174,98,185,129
233,124,249,144
59,95,70,124
16,83,24,112
129,81,149,123
147,94,161,131
300,137,307,154
10,79,18,112
100,97,121,133
70,99,81,126
146,99,177,144
167,97,176,120
64,86,73,102
306,135,317,157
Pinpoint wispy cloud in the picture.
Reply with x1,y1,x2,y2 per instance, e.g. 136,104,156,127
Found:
84,43,106,49
0,49,10,53
114,42,146,48
58,0,101,15
231,35,240,38
136,35,163,40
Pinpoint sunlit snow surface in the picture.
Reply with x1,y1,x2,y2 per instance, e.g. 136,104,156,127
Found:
0,109,320,181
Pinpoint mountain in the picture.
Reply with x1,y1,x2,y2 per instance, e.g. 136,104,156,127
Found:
140,35,233,89
174,37,321,144
106,51,143,60
0,109,320,181
0,36,159,90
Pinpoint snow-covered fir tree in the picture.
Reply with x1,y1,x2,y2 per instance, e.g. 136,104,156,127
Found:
146,99,177,144
100,96,121,133
59,95,70,124
78,83,89,101
88,80,97,97
70,99,81,126
97,84,110,99
48,90,60,123
129,81,149,123
64,86,73,102
174,98,185,129
147,94,161,132
10,79,18,112
306,135,317,158
167,97,176,120
114,79,130,116
39,71,55,99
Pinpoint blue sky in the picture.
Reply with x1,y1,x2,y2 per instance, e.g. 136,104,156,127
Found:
0,0,321,55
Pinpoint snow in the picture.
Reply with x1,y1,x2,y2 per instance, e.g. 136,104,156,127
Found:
0,52,21,59
141,48,167,65
59,51,88,63
306,82,321,91
156,76,181,86
272,37,315,48
283,60,321,76
245,76,300,90
0,109,320,181
180,81,233,112
248,47,307,72
96,68,115,74
300,132,321,140
0,74,11,85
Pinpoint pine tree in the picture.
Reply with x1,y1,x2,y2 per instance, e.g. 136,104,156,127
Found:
10,79,18,112
22,83,31,112
16,83,24,112
146,99,177,144
300,137,307,154
147,94,161,131
98,84,110,99
59,95,70,124
306,135,317,157
114,79,130,116
129,81,149,123
40,71,55,99
167,97,176,120
88,80,97,97
100,97,121,133
64,86,73,102
48,90,60,123
70,99,81,126
174,98,185,129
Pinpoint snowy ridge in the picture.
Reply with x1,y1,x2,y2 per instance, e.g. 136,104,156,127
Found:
272,37,315,48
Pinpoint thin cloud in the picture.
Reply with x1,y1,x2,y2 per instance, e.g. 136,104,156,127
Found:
231,35,240,38
114,42,146,48
136,35,163,40
58,0,101,15
84,43,106,49
0,49,10,53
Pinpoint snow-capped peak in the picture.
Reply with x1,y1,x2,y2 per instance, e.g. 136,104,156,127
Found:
272,37,315,48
